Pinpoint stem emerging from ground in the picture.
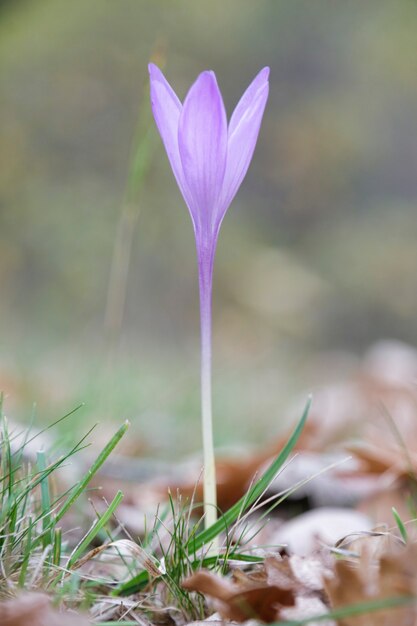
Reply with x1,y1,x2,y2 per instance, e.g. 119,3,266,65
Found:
198,244,218,533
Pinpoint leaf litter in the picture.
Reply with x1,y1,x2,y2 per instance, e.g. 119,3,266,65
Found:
0,593,90,626
3,342,417,623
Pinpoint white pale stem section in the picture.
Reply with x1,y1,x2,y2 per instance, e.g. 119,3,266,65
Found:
198,243,218,536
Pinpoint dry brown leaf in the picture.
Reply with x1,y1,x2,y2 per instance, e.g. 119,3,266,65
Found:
263,554,336,624
334,530,401,562
168,421,317,513
289,342,417,488
270,507,372,556
0,593,89,626
325,541,417,626
182,569,295,623
264,556,296,590
239,553,330,595
345,441,417,480
170,342,417,514
280,596,336,625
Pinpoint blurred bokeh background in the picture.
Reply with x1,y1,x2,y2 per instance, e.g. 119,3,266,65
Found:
1,0,417,456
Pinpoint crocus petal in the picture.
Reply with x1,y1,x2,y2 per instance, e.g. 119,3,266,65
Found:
214,67,269,229
178,71,228,234
148,64,192,209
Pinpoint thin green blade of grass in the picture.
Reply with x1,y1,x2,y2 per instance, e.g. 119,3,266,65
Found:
392,507,408,543
188,395,311,553
12,423,98,520
114,568,149,593
37,450,52,548
54,420,129,524
115,396,311,596
104,66,159,344
200,553,264,568
15,420,128,555
53,527,62,567
1,415,13,502
9,425,98,555
142,501,170,550
11,403,37,469
271,594,416,625
17,516,32,587
127,117,157,201
19,403,85,453
66,490,123,570
236,454,353,547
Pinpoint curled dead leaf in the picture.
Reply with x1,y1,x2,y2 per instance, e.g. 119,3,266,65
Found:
182,569,295,623
0,593,89,626
271,507,372,555
325,541,417,625
169,421,317,513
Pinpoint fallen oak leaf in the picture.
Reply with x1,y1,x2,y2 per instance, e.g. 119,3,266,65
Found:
334,527,402,561
263,553,336,624
325,541,417,625
264,555,299,590
345,441,417,479
270,507,372,556
170,420,317,513
280,595,336,625
182,569,295,623
266,553,334,593
326,560,369,626
0,593,89,626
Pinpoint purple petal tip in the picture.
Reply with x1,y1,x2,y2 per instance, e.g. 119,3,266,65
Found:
148,62,159,77
195,70,219,87
260,67,270,81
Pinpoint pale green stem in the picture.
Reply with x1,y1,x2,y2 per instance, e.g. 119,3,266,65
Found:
198,245,218,537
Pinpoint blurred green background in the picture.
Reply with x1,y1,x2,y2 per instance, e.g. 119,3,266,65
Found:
1,0,417,456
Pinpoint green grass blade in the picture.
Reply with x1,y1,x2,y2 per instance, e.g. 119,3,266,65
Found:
37,450,52,548
9,430,96,556
13,423,98,519
200,553,264,568
15,420,128,555
392,507,408,543
66,490,123,569
1,415,13,501
115,396,311,596
21,403,85,452
18,516,32,587
188,395,311,553
115,568,149,592
53,527,62,567
142,501,170,550
55,420,129,524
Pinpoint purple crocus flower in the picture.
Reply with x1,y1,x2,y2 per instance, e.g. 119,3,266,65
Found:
149,63,269,530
